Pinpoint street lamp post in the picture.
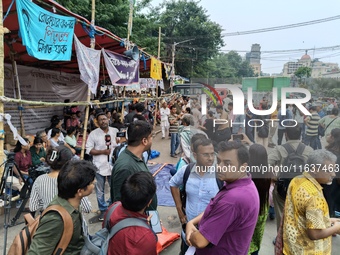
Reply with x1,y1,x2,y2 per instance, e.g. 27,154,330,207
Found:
170,38,195,94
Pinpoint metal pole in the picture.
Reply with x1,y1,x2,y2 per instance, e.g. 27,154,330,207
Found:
80,0,96,159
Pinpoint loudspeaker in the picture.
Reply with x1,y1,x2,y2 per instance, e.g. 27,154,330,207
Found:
124,46,139,61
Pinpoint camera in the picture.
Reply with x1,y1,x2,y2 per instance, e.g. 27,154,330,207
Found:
28,164,51,182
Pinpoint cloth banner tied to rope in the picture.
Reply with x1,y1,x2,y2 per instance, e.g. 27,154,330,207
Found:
1,114,28,146
102,49,139,86
74,35,101,95
16,0,75,61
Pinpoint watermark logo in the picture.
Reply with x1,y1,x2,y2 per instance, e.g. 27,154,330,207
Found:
201,86,311,116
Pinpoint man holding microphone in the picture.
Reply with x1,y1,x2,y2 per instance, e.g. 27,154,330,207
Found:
86,110,119,221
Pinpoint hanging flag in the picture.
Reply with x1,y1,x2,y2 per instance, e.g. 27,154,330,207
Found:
102,49,139,86
73,35,101,95
150,57,162,80
16,0,75,61
164,63,173,80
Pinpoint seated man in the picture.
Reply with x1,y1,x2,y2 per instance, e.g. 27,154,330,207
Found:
186,141,259,255
106,172,157,255
283,149,340,254
28,160,96,254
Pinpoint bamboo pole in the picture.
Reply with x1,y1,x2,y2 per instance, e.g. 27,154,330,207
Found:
10,53,25,137
0,2,5,177
80,0,96,159
154,27,161,128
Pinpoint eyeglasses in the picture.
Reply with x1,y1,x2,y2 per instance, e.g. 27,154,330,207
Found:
197,153,216,158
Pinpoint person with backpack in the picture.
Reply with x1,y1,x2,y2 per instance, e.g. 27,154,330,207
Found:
105,172,157,255
268,125,314,233
169,138,221,255
27,160,97,254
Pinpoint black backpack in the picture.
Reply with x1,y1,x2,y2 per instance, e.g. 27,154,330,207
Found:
111,142,127,164
276,143,306,200
180,163,224,214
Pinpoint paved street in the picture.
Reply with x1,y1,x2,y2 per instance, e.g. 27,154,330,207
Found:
1,127,340,254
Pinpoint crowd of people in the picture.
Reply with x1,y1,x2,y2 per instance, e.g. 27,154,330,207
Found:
3,92,340,255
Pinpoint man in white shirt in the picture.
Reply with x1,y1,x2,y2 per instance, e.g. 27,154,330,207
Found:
86,111,118,220
160,101,170,139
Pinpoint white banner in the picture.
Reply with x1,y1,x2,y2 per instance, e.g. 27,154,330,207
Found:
74,35,101,95
4,64,88,134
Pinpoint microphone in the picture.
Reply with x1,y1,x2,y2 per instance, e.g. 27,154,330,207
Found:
105,134,111,162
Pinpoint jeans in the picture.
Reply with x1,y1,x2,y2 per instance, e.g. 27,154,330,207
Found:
170,133,180,156
277,129,285,145
95,173,111,212
304,135,318,150
299,123,306,142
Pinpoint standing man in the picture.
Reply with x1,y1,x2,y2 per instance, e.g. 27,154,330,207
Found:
186,141,259,255
170,138,220,255
304,105,320,150
160,101,170,139
86,112,118,221
169,105,181,158
214,104,231,142
110,120,157,210
283,150,340,254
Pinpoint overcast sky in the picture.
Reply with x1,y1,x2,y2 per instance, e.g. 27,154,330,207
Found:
150,0,340,75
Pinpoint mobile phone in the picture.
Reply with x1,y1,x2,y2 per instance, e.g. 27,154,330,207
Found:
232,134,244,140
116,132,126,137
146,210,162,233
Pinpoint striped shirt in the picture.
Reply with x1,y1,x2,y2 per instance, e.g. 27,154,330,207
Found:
169,114,179,133
29,174,92,213
305,113,320,136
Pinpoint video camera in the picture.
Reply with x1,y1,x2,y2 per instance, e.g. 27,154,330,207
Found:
28,164,51,182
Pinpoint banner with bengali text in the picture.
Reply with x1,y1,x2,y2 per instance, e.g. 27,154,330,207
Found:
16,0,75,61
102,49,139,86
150,57,162,80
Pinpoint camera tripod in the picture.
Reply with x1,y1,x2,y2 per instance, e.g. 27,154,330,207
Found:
0,152,32,254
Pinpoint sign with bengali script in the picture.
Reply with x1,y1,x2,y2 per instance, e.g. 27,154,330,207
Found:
16,0,75,61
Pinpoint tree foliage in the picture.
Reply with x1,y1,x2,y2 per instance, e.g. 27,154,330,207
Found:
55,0,252,82
294,66,312,78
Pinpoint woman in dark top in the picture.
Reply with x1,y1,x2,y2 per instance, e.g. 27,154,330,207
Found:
324,128,340,217
29,137,46,166
14,137,32,179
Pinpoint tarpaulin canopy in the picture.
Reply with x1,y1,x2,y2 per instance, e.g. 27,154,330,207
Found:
2,0,151,76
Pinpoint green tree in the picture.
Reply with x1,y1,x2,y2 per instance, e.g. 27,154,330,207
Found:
157,0,224,78
294,66,312,79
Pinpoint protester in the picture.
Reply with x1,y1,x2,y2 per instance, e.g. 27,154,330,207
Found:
304,105,320,150
160,101,170,139
111,120,157,210
28,160,96,254
283,150,340,254
29,137,46,167
169,105,181,158
186,141,259,255
14,138,32,180
248,144,271,255
268,125,313,232
170,138,220,254
29,146,92,213
106,172,157,255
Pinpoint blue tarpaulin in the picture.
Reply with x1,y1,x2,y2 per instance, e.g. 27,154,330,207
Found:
149,163,176,207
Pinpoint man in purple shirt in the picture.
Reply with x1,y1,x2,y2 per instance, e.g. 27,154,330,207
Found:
186,141,259,255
